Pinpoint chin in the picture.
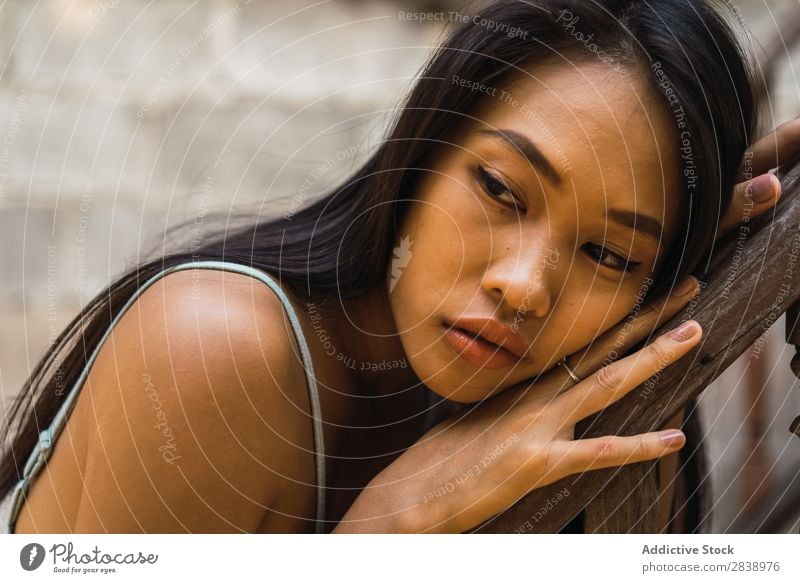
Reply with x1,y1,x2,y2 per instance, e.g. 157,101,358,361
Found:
402,349,515,404
394,311,530,403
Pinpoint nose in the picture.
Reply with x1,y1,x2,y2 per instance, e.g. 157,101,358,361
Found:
482,240,560,321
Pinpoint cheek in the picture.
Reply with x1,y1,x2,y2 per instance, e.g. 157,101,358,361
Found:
557,287,642,354
387,277,458,399
390,184,484,297
385,189,491,401
387,203,461,328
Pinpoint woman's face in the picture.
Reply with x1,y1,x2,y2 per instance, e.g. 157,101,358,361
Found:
388,61,683,403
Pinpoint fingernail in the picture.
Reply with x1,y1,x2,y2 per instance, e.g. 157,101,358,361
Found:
668,320,700,341
670,275,698,297
747,174,778,203
660,430,685,448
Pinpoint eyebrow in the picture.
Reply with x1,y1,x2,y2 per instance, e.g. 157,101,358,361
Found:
607,209,663,242
477,128,663,242
476,128,564,186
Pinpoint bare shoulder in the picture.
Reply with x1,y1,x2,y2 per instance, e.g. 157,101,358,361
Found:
15,266,318,533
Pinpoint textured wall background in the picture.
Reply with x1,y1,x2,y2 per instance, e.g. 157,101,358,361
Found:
0,0,798,533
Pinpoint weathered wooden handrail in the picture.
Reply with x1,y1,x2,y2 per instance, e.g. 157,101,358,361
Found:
471,160,800,533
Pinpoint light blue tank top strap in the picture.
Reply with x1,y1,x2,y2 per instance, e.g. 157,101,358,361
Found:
3,259,326,534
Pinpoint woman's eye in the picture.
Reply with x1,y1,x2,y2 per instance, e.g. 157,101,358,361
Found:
583,242,641,273
472,166,524,210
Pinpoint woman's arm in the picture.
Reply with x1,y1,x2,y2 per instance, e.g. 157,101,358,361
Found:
334,319,703,533
15,268,315,533
334,274,709,534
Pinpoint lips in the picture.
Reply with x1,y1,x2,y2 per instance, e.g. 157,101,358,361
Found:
447,317,531,359
441,316,531,370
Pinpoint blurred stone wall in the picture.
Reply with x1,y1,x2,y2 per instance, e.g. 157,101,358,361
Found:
0,0,445,392
0,0,798,533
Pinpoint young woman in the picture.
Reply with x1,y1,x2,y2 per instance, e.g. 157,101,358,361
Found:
2,0,797,534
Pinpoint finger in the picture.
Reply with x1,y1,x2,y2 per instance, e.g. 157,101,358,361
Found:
718,174,781,238
555,320,702,429
514,279,700,405
563,276,701,383
737,117,800,181
528,277,700,404
549,429,686,476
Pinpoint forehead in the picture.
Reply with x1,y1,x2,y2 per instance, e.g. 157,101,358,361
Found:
466,60,683,233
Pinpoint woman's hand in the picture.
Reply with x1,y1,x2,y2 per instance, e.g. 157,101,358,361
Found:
718,116,800,239
333,285,703,533
502,273,702,405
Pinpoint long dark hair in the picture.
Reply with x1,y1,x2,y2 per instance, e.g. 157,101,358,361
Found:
1,0,760,532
